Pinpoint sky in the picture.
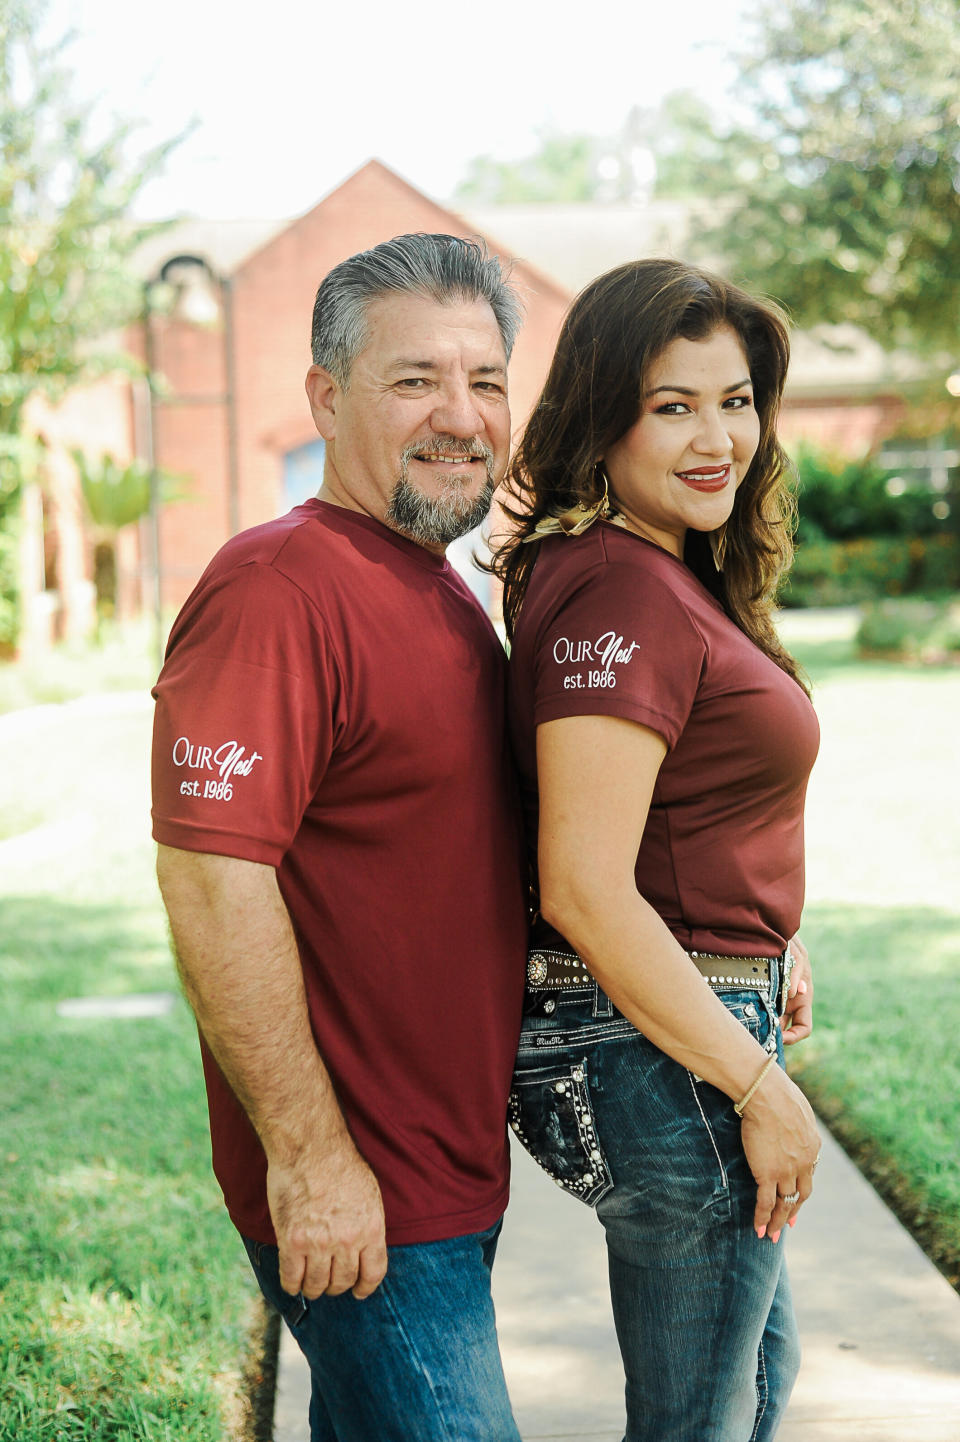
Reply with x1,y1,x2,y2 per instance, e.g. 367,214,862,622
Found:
46,0,752,220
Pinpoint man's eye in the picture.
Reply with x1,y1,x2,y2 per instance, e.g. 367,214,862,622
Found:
474,381,505,394
397,378,426,389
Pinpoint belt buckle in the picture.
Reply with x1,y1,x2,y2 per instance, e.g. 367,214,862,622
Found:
779,946,796,1015
527,952,549,986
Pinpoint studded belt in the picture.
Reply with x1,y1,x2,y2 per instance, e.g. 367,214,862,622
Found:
526,946,792,1013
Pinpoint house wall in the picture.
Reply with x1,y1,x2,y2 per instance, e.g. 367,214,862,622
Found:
780,394,907,455
23,375,136,650
150,162,570,612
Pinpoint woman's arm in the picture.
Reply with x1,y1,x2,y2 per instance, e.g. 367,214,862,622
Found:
537,714,820,1239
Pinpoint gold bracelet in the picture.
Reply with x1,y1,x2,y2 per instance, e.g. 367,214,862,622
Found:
734,1054,777,1117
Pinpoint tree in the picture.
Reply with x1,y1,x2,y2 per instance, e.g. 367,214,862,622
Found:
455,108,675,206
691,0,960,357
456,132,601,204
73,450,187,624
0,0,179,648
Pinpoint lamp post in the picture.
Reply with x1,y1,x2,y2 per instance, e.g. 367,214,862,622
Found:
142,253,240,670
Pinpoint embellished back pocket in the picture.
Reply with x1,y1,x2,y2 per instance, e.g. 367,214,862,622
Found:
509,1057,614,1207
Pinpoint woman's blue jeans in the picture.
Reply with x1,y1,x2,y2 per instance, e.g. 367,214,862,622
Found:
243,1220,520,1441
510,962,800,1442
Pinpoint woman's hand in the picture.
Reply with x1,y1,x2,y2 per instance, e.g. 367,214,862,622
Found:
740,1065,821,1241
781,933,813,1047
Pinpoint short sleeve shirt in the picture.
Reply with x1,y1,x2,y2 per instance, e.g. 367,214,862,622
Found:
152,501,528,1246
508,523,820,956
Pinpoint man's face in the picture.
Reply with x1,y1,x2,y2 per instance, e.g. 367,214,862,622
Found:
306,292,511,552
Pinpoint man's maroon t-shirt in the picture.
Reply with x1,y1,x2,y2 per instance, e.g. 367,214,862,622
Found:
152,500,527,1246
508,523,820,956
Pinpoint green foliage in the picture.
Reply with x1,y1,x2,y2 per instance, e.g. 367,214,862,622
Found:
782,442,960,605
455,101,691,205
784,533,960,606
73,452,151,531
0,0,182,650
456,131,599,204
648,92,731,200
0,0,180,425
0,616,157,714
856,597,960,659
690,0,960,355
0,432,43,653
793,442,949,541
73,452,191,534
0,447,21,653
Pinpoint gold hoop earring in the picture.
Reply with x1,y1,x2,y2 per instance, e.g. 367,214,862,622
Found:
522,471,615,543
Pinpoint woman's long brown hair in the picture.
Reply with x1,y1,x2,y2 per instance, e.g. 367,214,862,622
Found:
490,259,807,691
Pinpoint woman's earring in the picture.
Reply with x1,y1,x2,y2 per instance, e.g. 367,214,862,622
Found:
523,470,614,543
709,525,728,572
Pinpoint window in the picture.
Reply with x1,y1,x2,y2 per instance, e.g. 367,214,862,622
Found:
283,439,326,512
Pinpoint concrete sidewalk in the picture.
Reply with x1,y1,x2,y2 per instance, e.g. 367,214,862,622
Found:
271,1124,960,1441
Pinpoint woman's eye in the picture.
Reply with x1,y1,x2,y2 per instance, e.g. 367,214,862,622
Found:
724,395,753,410
656,402,689,415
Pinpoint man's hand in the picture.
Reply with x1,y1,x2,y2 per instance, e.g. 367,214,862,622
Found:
781,934,813,1047
155,848,388,1300
267,1141,388,1300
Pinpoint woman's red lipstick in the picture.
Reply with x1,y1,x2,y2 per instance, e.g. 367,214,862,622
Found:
676,465,731,493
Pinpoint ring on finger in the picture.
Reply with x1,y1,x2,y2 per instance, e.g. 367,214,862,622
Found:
778,1189,801,1205
812,1151,822,1170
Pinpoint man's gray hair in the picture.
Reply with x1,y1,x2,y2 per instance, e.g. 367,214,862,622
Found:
311,233,523,385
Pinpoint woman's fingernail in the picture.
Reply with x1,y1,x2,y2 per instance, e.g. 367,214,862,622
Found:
798,980,808,994
770,1229,782,1244
788,1215,798,1228
756,1225,766,1239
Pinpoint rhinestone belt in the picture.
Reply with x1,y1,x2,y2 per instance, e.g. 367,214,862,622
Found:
526,947,789,1009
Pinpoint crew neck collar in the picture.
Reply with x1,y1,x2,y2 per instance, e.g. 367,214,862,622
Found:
303,498,451,573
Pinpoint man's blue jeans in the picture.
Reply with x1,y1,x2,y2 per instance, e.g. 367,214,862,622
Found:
511,962,801,1441
243,1220,521,1442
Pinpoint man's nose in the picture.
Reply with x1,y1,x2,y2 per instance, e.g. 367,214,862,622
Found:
430,381,484,438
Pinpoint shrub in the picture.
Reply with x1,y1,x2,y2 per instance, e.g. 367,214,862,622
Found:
783,533,960,607
792,442,948,541
856,597,960,661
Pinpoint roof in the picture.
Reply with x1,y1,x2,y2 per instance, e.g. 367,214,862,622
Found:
459,200,696,294
133,166,940,399
132,217,290,282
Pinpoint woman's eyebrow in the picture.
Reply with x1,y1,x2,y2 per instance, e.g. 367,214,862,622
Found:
645,377,753,397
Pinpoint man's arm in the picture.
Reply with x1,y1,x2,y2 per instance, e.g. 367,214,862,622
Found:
156,843,387,1299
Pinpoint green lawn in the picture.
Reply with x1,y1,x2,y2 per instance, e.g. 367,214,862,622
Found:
777,608,960,1286
0,696,261,1440
0,620,159,719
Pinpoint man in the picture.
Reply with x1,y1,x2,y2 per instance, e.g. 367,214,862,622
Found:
151,233,528,1441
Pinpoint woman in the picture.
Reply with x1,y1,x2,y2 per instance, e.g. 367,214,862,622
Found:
494,259,821,1441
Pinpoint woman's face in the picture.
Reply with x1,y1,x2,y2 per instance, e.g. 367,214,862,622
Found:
601,325,761,559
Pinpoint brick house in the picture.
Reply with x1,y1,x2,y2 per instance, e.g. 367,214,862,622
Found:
17,160,946,651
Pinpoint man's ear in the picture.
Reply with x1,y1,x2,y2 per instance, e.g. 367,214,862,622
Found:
305,364,340,440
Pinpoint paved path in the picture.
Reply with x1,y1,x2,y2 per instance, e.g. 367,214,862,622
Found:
272,1123,960,1441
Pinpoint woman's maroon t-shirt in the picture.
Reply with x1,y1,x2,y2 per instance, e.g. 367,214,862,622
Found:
152,501,527,1246
508,523,820,957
